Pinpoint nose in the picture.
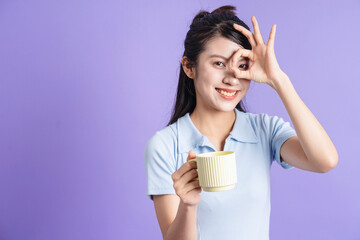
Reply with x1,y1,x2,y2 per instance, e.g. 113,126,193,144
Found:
222,67,241,86
223,77,240,86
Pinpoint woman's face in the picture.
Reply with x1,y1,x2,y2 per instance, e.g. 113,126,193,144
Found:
193,35,251,113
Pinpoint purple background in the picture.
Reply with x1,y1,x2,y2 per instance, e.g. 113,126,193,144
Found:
0,0,359,239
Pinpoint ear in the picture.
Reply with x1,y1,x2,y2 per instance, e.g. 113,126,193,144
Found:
181,56,196,79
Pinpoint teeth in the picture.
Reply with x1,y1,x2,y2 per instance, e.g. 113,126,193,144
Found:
217,89,237,96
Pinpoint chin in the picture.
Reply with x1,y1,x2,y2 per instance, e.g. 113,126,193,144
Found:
214,104,238,113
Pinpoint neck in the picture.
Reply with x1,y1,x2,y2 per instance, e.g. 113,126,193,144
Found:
190,107,236,138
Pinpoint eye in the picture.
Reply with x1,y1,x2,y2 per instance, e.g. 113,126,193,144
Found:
214,61,225,67
239,64,249,70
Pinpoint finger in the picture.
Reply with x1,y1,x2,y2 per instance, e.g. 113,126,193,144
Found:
184,180,201,194
230,60,251,80
174,170,199,194
231,66,252,80
182,169,199,184
172,161,196,181
187,150,197,168
267,24,276,49
187,150,196,161
251,16,265,45
233,23,256,47
231,48,254,68
172,150,197,181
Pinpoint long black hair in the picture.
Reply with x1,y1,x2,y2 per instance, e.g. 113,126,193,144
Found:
167,5,252,126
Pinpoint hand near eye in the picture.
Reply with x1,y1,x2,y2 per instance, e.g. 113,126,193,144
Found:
231,16,288,89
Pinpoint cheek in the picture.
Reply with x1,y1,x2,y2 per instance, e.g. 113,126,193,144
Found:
198,66,221,85
201,73,214,85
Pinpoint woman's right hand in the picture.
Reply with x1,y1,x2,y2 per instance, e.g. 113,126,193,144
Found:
171,150,202,206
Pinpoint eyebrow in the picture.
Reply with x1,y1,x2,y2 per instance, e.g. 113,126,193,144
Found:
209,54,249,61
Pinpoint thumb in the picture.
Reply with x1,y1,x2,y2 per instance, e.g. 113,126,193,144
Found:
187,150,197,161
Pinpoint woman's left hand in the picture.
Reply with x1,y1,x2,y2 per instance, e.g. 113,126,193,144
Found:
231,16,288,89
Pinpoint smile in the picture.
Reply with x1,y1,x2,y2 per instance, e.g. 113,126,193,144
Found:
216,88,238,97
215,88,239,100
215,88,239,94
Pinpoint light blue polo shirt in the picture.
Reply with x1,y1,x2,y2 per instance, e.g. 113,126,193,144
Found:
144,108,297,240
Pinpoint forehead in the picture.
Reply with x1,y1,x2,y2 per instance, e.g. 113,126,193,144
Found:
201,35,243,59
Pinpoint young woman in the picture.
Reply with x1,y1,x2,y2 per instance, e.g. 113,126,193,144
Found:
144,5,338,240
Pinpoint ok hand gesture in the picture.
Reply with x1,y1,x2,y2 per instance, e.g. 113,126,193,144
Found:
231,16,288,89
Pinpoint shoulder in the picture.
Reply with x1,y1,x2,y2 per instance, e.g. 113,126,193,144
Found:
244,111,278,121
241,111,278,128
240,111,291,137
144,121,180,172
145,121,178,156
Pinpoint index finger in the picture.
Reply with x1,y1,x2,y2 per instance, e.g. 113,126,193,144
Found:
233,23,256,47
173,160,197,181
231,47,254,68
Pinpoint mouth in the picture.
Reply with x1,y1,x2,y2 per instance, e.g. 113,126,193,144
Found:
215,88,240,100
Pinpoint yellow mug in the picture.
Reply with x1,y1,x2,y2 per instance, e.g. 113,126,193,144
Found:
189,151,237,192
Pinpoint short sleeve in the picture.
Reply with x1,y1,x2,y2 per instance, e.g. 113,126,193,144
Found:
144,131,177,200
268,115,297,169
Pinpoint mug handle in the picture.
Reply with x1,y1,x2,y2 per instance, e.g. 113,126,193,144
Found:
188,158,199,181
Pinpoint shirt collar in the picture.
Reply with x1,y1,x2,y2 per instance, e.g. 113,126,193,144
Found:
177,108,258,153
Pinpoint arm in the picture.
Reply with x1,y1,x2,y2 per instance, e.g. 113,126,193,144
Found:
274,76,338,173
153,195,198,240
231,16,338,173
153,150,201,240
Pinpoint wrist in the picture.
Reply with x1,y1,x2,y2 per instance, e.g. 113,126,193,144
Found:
269,72,290,92
179,200,198,211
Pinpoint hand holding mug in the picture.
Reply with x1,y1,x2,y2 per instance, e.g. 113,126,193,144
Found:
171,150,202,206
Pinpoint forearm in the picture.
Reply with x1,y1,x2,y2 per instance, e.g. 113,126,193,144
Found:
164,201,198,240
272,75,338,171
